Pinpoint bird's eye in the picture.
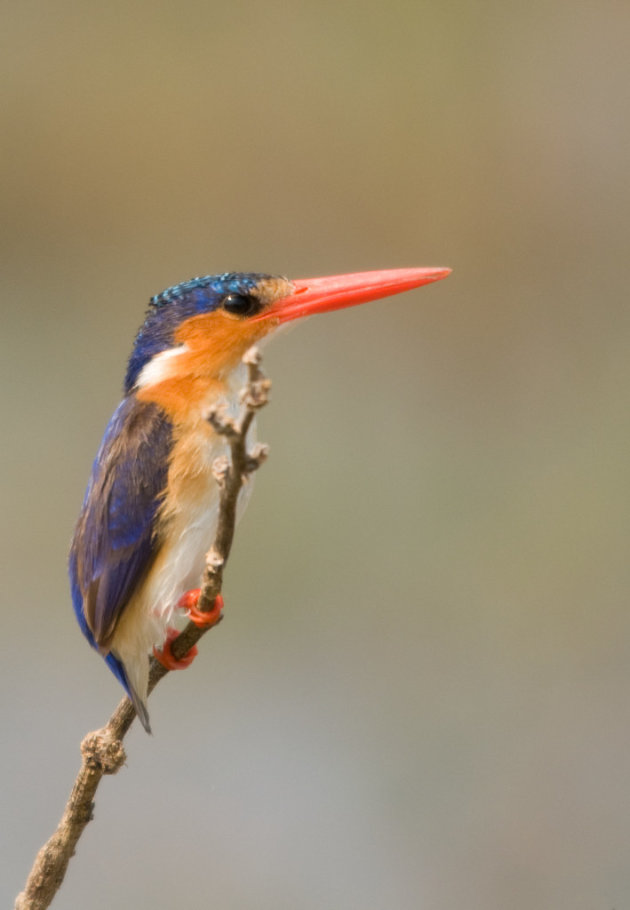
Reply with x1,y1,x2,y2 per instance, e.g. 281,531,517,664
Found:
222,293,259,317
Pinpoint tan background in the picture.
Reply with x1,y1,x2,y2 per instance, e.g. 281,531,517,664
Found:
2,1,629,907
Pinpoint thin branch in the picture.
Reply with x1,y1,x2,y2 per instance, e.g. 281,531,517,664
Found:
15,346,271,910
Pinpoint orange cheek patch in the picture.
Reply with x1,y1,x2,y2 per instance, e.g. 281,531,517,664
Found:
174,309,274,377
136,310,277,421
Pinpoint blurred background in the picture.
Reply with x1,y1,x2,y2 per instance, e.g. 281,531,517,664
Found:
2,1,629,908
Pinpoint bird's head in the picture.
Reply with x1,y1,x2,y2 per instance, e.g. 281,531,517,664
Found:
125,268,451,397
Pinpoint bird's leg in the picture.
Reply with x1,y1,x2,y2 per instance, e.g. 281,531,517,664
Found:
153,627,198,670
178,588,225,628
152,591,224,670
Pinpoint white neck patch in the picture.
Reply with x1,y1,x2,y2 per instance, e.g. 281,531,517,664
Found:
136,344,190,389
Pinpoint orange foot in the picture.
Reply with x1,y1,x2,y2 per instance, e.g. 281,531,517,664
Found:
153,627,198,670
178,588,225,629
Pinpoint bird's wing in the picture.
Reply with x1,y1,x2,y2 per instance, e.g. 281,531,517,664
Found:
70,395,173,647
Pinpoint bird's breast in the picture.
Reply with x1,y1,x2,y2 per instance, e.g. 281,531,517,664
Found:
157,362,247,525
161,417,224,524
150,365,250,610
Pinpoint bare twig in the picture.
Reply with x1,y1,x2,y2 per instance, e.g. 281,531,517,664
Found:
15,346,270,910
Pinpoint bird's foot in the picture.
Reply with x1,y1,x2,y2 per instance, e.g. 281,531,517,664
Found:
178,588,225,628
153,627,198,670
153,591,224,670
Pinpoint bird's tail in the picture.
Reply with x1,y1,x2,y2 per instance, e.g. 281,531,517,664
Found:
105,651,152,733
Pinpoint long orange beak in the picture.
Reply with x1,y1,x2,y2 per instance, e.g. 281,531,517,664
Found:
255,267,451,324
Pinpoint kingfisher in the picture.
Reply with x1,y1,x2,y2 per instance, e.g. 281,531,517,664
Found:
69,267,451,731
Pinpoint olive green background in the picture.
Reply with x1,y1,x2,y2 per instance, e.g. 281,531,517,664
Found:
2,2,629,907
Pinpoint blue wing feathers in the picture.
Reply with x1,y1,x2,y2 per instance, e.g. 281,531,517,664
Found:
70,395,173,648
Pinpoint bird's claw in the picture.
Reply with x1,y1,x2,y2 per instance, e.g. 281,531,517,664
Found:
178,588,224,628
153,591,224,669
153,627,198,670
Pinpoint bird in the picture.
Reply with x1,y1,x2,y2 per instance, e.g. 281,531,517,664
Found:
69,267,451,732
